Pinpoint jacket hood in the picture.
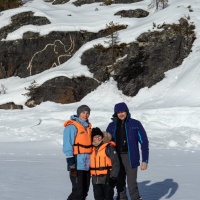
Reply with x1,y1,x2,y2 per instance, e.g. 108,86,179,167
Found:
114,102,129,114
112,102,131,120
102,131,112,143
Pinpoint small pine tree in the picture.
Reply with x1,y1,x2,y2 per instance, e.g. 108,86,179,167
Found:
0,84,7,94
23,80,39,98
148,0,168,11
104,21,120,66
160,0,168,9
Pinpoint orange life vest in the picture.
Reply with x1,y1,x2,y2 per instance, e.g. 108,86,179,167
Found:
90,141,115,176
64,119,92,155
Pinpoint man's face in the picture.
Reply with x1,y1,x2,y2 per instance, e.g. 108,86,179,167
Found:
117,111,127,121
79,111,90,121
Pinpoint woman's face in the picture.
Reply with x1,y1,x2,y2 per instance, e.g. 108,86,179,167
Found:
79,111,90,121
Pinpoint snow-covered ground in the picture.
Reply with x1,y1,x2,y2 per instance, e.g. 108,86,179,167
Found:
0,0,200,199
1,140,199,200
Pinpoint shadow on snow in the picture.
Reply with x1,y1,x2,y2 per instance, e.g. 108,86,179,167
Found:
138,178,178,200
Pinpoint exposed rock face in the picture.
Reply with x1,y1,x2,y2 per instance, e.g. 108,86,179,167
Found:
0,31,96,78
0,11,50,41
81,18,196,96
0,0,196,110
113,0,141,3
0,19,126,79
0,0,22,11
44,0,70,4
73,0,141,6
115,9,149,18
24,76,100,107
0,102,23,109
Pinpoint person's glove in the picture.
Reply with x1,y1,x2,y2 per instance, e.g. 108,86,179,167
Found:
69,166,77,177
66,157,76,171
108,176,117,188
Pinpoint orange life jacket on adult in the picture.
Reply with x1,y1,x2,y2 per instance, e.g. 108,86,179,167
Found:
90,141,115,176
64,120,92,155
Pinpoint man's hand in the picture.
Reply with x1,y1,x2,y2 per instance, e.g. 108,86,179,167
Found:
140,162,148,170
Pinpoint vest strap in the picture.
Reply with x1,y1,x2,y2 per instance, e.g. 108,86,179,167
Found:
90,166,112,171
74,143,92,148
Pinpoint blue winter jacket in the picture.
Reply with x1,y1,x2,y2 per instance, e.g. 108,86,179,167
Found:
106,111,149,167
63,115,90,171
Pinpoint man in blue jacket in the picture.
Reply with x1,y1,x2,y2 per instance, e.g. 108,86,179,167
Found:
106,102,149,200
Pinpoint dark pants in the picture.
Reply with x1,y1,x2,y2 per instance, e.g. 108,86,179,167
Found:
117,154,140,200
93,184,114,200
67,170,90,200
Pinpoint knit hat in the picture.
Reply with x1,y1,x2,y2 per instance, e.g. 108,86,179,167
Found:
92,127,104,138
114,102,129,114
77,105,90,116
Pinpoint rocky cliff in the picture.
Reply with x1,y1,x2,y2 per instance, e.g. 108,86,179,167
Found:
0,0,196,109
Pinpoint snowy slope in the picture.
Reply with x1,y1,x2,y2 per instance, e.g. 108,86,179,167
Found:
0,0,200,199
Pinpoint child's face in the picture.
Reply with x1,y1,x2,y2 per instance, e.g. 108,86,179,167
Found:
93,135,103,142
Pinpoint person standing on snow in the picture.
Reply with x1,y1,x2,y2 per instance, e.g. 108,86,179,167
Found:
63,105,92,200
106,102,149,200
90,127,120,200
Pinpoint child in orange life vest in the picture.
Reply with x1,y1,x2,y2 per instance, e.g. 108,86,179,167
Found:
90,127,120,200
